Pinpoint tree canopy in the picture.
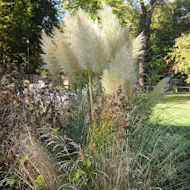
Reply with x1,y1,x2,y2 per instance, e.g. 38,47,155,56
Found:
0,0,59,72
168,32,190,83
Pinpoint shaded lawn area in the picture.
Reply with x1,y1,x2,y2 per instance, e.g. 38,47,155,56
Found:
151,94,190,139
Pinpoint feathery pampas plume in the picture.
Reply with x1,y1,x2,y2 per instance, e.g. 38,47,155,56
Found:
146,77,170,108
131,32,144,60
101,34,144,95
98,3,131,59
65,10,108,74
100,3,145,95
41,32,60,75
53,28,83,82
41,3,145,95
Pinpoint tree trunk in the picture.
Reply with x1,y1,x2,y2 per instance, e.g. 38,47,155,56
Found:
139,0,157,87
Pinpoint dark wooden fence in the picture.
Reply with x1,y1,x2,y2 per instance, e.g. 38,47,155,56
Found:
145,85,190,93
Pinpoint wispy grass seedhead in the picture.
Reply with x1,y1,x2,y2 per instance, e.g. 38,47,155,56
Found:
101,43,137,95
101,66,121,94
131,32,145,60
71,10,108,74
98,3,131,59
53,28,82,82
41,3,144,95
41,32,60,75
146,77,170,108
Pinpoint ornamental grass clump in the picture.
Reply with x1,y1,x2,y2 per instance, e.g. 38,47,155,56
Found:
41,3,144,98
92,126,190,190
39,3,190,189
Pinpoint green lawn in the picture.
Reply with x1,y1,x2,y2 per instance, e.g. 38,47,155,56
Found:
151,94,190,138
152,94,190,127
152,94,190,140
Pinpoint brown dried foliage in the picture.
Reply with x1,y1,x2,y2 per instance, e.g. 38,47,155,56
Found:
0,63,66,189
87,85,132,140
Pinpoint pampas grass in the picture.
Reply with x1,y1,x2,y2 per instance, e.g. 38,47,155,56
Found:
41,32,60,75
41,3,145,95
53,29,83,82
68,10,108,74
101,33,144,95
5,3,184,190
146,77,170,108
92,124,190,190
101,66,121,94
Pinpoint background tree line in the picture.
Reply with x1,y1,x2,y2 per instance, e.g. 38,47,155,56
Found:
0,0,59,73
0,0,189,85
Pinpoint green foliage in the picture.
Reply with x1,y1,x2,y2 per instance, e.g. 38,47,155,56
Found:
35,175,45,190
169,32,190,83
146,57,169,85
5,178,17,189
0,0,59,72
146,0,190,84
172,0,190,33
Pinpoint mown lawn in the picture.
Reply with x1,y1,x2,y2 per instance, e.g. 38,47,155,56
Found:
151,94,190,138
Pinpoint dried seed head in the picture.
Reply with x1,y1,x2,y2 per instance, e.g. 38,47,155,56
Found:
25,93,34,101
116,85,122,95
112,106,120,113
118,94,126,101
23,80,30,87
0,67,4,74
20,63,25,70
86,113,92,124
111,101,116,108
34,89,39,94
4,74,11,81
7,84,15,91
13,60,18,68
96,96,104,106
106,94,113,104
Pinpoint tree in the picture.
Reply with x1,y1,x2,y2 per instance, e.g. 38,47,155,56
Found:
145,0,190,84
145,1,177,84
137,0,158,86
168,32,190,83
172,0,190,34
0,0,59,72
